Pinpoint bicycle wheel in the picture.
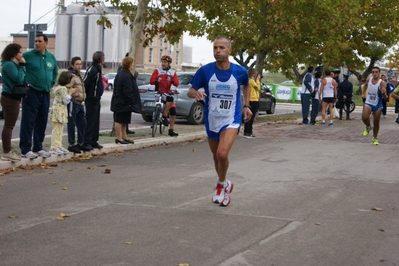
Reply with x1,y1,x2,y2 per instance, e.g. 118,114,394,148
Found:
152,105,161,137
344,100,356,113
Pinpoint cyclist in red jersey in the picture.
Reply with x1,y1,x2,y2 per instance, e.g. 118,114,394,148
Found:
149,55,179,136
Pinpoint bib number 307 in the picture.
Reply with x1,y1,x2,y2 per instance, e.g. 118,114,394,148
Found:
219,100,232,109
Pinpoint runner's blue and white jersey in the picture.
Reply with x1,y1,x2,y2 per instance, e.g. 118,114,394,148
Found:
190,62,249,133
365,78,383,110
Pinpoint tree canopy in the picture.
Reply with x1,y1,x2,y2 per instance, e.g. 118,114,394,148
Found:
91,0,399,81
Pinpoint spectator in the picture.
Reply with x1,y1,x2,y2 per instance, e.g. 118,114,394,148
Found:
110,56,141,144
82,51,105,151
49,71,78,155
149,55,179,137
380,74,391,119
310,71,322,125
67,56,87,154
243,68,260,138
337,73,353,120
20,33,58,159
300,66,315,125
0,43,26,162
319,69,338,126
187,36,252,207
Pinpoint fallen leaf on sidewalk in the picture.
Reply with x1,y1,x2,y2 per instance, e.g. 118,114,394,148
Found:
192,149,196,152
103,168,111,174
8,215,18,219
60,213,69,218
62,187,68,190
371,207,384,211
52,182,57,185
0,183,3,186
315,223,321,226
177,264,190,266
125,242,132,245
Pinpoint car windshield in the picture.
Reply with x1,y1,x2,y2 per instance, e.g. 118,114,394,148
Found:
105,73,116,79
178,74,193,85
137,74,151,83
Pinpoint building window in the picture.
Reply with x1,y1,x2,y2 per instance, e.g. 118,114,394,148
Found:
175,51,179,65
149,48,153,63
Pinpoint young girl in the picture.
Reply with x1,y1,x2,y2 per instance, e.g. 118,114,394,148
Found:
49,71,78,155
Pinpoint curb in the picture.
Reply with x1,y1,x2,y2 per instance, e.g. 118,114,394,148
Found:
0,131,206,171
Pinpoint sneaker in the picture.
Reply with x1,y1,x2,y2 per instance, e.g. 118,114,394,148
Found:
372,138,379,145
321,121,326,126
58,147,69,155
168,130,178,137
22,151,38,159
91,143,103,149
212,180,234,205
383,115,387,119
68,144,81,154
35,150,51,158
363,126,373,136
50,147,63,156
162,117,169,126
243,134,252,139
212,183,225,204
329,122,333,126
80,144,93,151
220,180,234,207
1,150,21,162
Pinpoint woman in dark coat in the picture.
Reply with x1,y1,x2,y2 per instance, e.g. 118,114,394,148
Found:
110,56,142,144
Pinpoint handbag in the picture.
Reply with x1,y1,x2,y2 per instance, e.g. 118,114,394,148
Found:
12,85,27,98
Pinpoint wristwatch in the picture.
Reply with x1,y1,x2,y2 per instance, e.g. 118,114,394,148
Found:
243,105,251,109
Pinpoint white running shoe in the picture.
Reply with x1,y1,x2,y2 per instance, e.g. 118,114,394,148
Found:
58,147,69,154
22,151,38,159
212,182,225,204
220,180,234,207
36,150,51,158
50,148,63,156
1,150,22,162
212,180,234,205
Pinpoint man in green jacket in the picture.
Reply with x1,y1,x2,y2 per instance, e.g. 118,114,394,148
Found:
19,33,58,159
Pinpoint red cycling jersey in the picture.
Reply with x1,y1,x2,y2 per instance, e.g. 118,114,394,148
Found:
150,68,179,94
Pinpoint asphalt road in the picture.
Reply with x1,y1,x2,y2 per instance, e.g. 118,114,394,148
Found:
0,112,398,265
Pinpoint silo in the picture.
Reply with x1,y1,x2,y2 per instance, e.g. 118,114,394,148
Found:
66,3,84,14
55,14,71,68
118,19,131,62
103,14,121,67
86,14,103,64
70,14,88,68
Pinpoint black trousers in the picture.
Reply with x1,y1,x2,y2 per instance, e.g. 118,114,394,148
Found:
84,100,101,145
244,101,259,135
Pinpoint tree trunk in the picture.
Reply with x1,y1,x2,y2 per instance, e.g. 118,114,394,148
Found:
130,0,150,72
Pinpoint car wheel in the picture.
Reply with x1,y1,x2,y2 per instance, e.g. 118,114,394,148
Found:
187,102,204,125
141,114,153,122
107,84,113,91
266,101,275,114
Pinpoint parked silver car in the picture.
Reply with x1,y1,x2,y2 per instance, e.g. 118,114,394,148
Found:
139,72,205,125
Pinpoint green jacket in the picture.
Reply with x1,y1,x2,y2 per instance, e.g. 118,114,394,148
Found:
23,49,58,92
0,60,26,95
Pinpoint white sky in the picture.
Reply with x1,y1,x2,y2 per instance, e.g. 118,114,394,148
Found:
0,0,214,64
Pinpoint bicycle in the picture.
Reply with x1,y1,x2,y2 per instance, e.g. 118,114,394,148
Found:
343,100,356,113
151,93,166,137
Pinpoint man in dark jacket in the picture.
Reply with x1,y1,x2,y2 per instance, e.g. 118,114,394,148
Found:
337,73,353,120
82,51,105,150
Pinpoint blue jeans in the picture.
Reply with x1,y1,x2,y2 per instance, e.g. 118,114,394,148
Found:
19,89,50,154
310,98,319,124
67,101,87,145
301,93,312,124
